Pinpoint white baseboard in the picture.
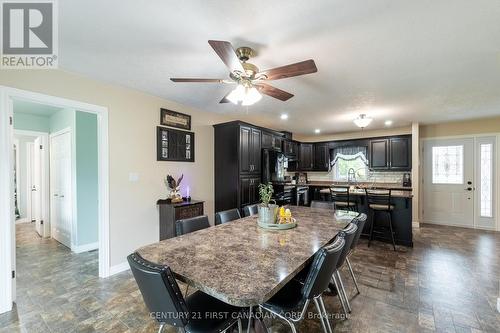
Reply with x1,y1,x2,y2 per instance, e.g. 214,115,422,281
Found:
412,221,420,228
72,242,98,253
109,262,129,276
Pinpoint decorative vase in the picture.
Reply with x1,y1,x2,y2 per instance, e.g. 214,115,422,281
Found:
258,204,279,224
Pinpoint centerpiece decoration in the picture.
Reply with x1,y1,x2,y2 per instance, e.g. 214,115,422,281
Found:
165,174,184,203
257,183,297,230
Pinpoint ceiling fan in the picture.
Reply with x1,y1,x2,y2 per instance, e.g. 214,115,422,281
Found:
170,40,318,105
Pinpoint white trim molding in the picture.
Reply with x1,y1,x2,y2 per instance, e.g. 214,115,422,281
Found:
0,86,110,314
72,242,98,254
109,262,129,276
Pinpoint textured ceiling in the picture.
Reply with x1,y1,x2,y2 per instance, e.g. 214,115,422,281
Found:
58,0,500,135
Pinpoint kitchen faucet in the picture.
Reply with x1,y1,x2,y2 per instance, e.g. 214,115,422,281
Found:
348,168,356,184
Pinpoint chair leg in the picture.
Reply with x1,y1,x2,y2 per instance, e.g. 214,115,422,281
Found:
237,318,243,333
346,257,360,295
319,296,334,333
387,211,396,251
158,324,165,333
313,297,330,333
336,271,351,313
184,284,190,297
331,274,349,316
246,306,252,333
368,209,375,247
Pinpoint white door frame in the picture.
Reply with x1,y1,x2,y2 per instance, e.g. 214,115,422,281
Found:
420,133,500,232
0,86,110,314
14,130,50,228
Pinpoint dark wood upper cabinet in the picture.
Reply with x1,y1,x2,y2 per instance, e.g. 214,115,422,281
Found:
369,136,411,171
282,140,298,157
389,137,411,170
239,126,261,174
299,143,314,170
369,139,389,170
262,131,282,151
314,143,330,171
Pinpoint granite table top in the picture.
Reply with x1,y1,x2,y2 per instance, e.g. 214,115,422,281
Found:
136,206,358,307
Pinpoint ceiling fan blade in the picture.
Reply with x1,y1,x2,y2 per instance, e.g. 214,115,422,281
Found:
258,59,317,81
255,83,294,101
208,40,245,73
219,90,233,103
170,78,225,83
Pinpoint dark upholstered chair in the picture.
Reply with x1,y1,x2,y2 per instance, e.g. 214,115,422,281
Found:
128,253,242,333
310,200,335,210
242,204,259,217
215,208,241,225
330,222,358,315
365,189,396,251
259,236,345,333
346,213,367,295
175,215,210,236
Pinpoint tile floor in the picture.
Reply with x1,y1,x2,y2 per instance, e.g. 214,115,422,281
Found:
1,222,499,332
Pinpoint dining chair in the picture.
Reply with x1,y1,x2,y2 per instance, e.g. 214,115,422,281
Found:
365,189,396,251
345,213,367,295
175,215,210,236
259,236,345,333
242,204,259,217
329,222,358,316
215,208,241,225
310,200,335,210
128,253,243,333
330,186,358,211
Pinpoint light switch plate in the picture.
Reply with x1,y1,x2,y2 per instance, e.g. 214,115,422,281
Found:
128,172,139,182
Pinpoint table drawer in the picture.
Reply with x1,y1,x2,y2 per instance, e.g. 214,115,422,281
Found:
175,203,204,221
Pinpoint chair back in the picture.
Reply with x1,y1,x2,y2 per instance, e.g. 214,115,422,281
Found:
242,204,259,217
350,213,367,250
127,253,189,328
310,201,335,210
330,186,351,204
336,223,358,269
215,208,241,225
176,215,210,236
301,236,345,299
365,188,392,210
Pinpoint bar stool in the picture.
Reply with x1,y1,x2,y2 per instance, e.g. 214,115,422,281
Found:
330,186,357,212
365,189,396,251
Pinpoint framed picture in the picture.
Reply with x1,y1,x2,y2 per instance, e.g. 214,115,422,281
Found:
160,108,191,130
157,126,195,162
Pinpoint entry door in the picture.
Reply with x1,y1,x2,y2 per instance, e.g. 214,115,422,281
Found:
423,138,474,227
50,131,72,248
33,137,43,236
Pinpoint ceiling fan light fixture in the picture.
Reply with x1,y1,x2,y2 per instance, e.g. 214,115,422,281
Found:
353,114,373,128
226,84,246,104
242,87,262,106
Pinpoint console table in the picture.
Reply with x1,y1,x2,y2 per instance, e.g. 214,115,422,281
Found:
157,199,204,240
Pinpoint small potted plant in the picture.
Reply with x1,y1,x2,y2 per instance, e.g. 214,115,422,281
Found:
258,183,278,224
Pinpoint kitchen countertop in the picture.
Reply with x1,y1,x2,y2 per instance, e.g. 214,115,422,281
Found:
271,181,413,198
137,207,360,307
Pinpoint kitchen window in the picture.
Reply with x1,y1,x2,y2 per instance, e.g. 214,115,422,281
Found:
331,146,369,181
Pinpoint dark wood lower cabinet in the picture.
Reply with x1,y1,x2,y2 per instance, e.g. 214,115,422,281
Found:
240,176,260,207
157,200,204,240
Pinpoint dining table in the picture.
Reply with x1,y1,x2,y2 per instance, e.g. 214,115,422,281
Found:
136,206,359,315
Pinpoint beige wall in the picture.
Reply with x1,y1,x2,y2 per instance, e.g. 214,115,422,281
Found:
295,126,411,142
420,116,500,138
1,70,235,267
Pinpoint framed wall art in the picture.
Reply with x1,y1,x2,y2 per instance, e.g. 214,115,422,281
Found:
160,108,191,130
157,126,195,162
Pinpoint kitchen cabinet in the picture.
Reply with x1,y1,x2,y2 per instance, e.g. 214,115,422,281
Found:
283,140,298,157
262,131,282,151
240,126,261,174
299,143,314,170
240,176,261,207
314,143,330,171
369,136,411,171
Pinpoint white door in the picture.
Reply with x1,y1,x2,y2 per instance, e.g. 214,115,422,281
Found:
50,131,72,248
423,138,474,227
33,137,43,235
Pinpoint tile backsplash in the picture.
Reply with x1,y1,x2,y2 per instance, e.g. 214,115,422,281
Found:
287,170,410,184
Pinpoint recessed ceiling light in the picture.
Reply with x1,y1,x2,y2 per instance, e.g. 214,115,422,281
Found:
385,120,393,126
314,129,321,134
280,114,288,120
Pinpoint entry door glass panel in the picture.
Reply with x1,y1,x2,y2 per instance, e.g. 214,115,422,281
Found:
475,136,496,229
432,145,463,184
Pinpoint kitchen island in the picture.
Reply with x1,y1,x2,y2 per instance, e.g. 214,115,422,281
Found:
272,181,413,247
